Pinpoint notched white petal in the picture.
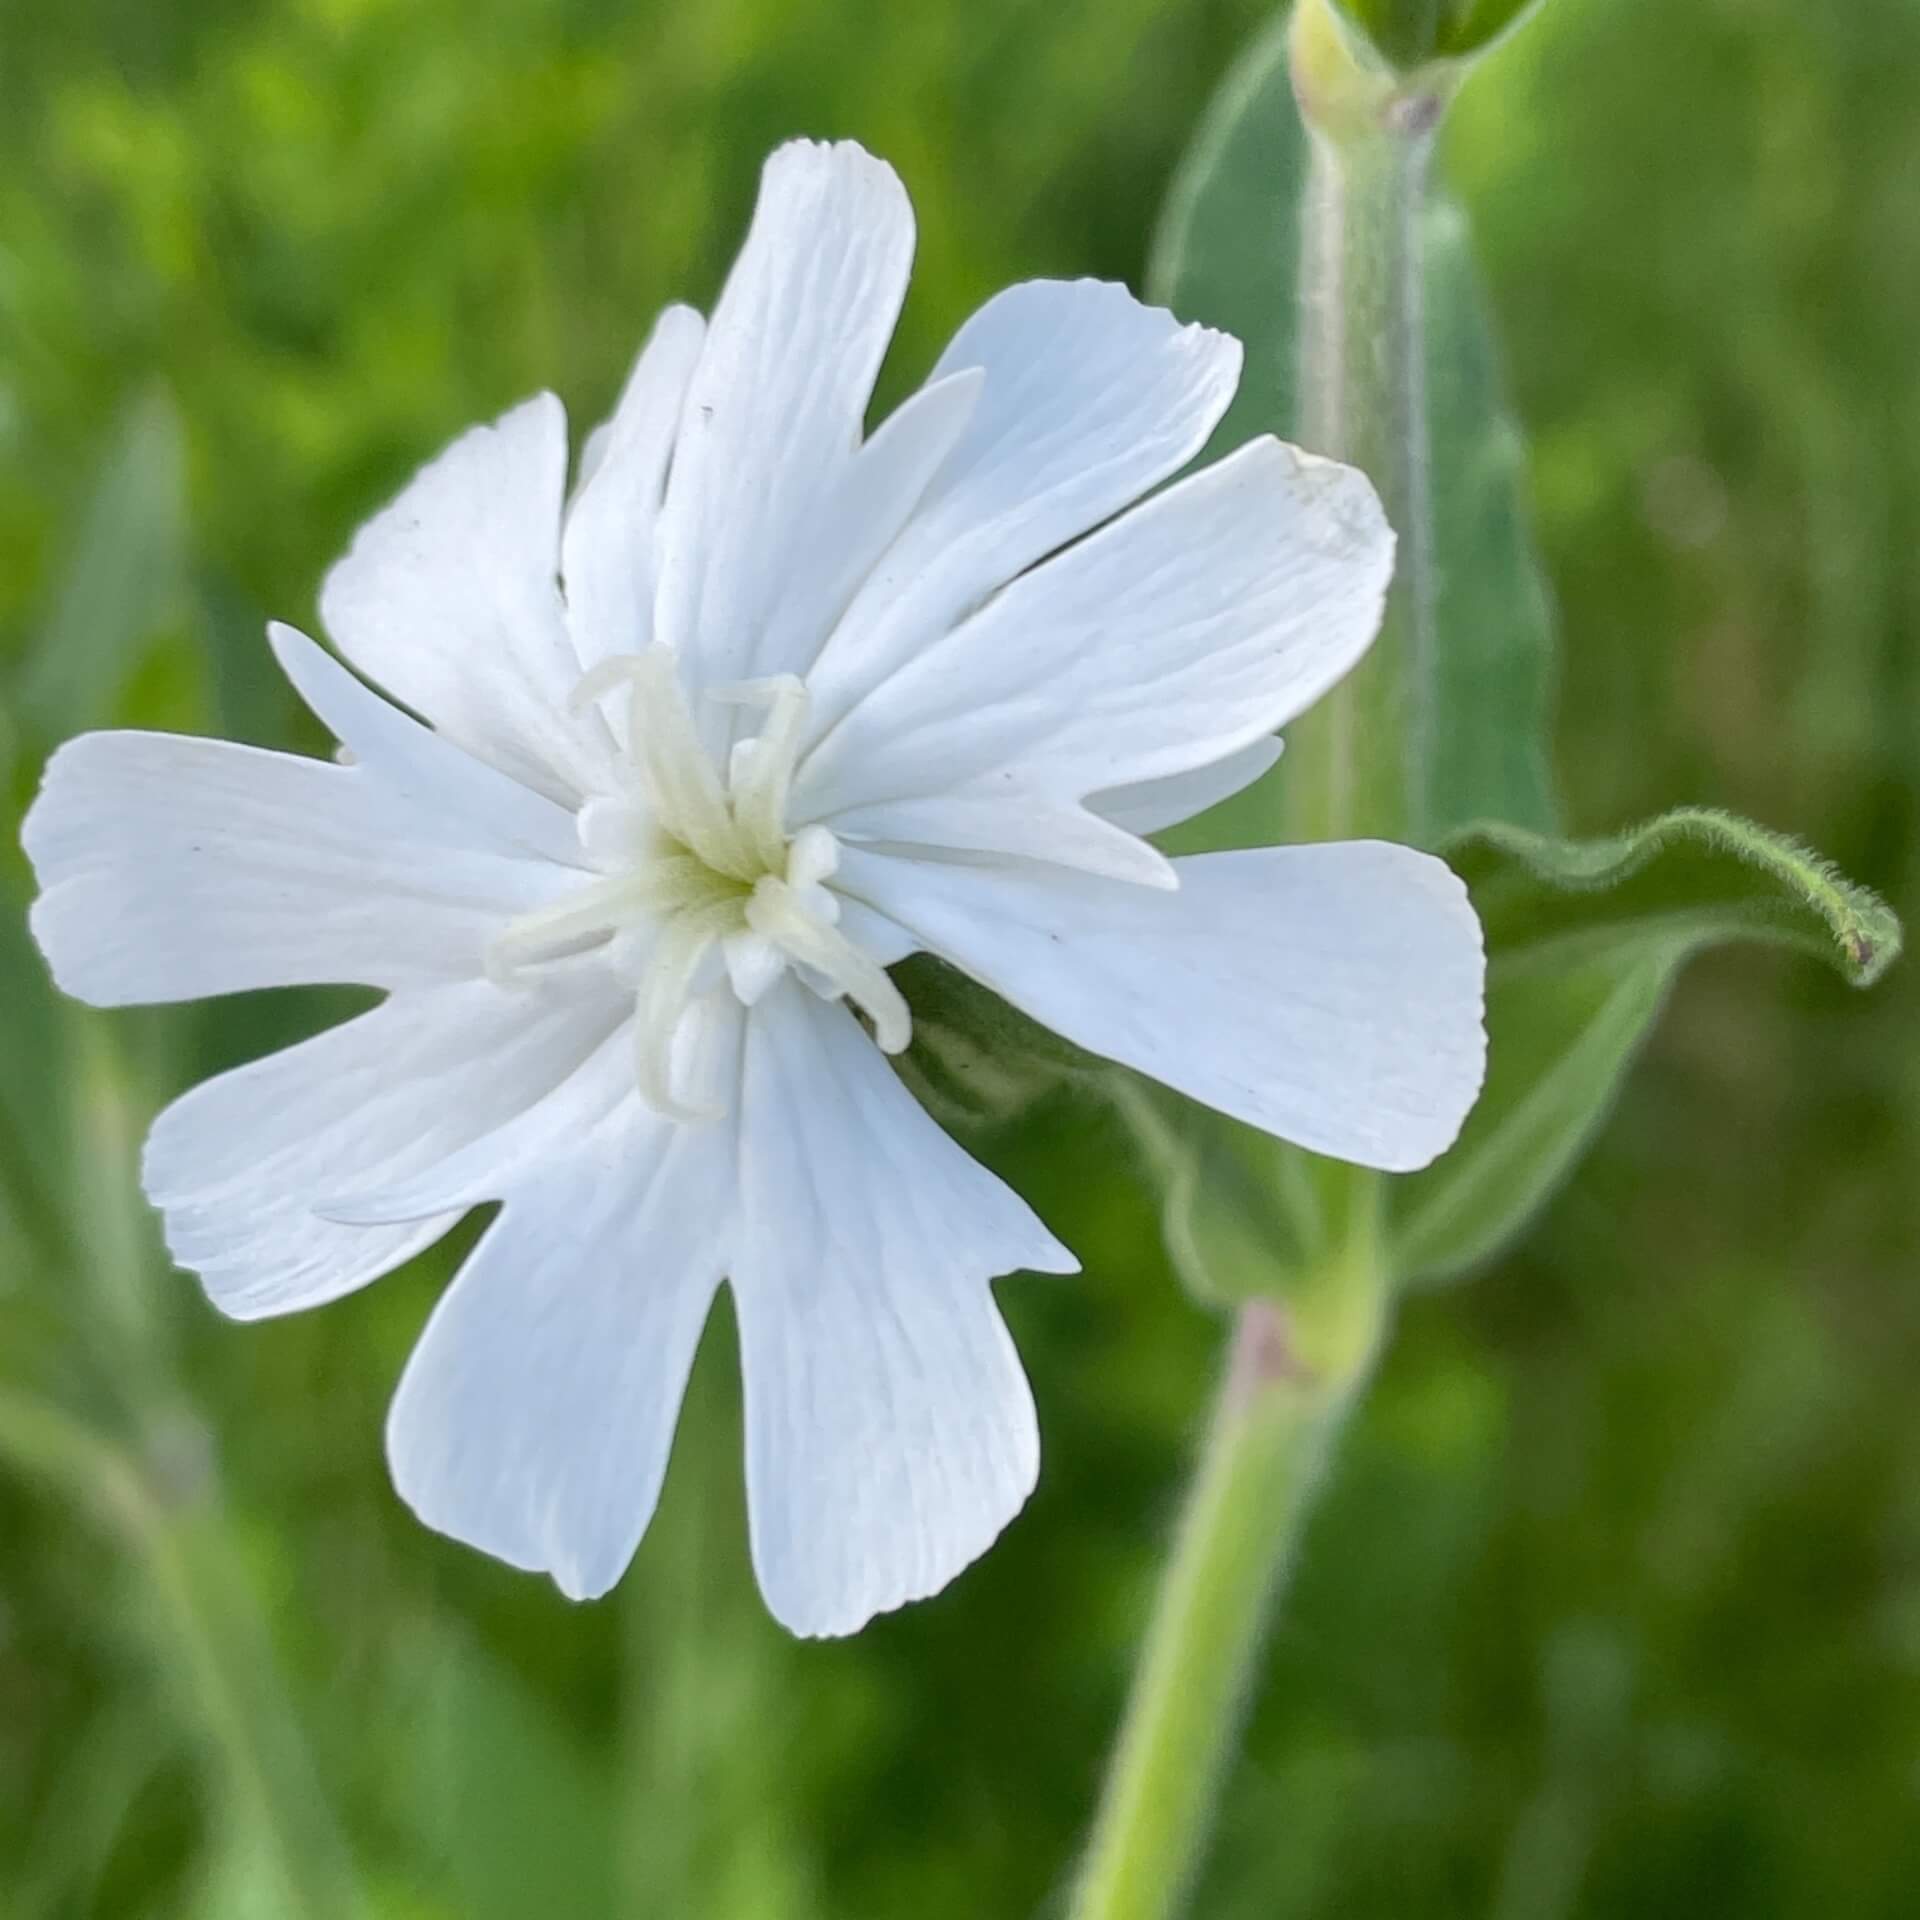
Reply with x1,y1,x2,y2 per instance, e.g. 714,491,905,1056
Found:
837,840,1487,1174
801,276,1244,746
143,981,624,1319
386,1101,730,1602
733,985,1075,1638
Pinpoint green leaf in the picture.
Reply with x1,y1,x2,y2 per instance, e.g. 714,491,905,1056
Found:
18,386,188,743
1140,3,1559,1308
1390,809,1901,1281
1451,810,1900,985
401,1629,616,1920
1392,952,1670,1282
1138,11,1900,1311
1148,7,1557,845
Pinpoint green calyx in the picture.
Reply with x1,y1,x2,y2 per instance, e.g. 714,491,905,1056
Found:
1306,0,1545,93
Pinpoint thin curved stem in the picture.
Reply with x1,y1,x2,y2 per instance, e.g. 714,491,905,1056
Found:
0,1390,362,1918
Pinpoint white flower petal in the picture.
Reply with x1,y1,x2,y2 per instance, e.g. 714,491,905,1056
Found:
386,1098,730,1602
323,1017,636,1224
24,732,575,1004
319,394,612,801
269,624,587,869
654,141,915,703
1091,736,1284,837
744,367,984,697
840,842,1488,1174
822,784,1178,890
733,983,1075,1638
801,278,1242,740
799,440,1391,874
562,305,706,674
144,979,626,1319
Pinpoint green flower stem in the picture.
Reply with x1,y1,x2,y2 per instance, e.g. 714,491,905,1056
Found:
1286,0,1455,850
1069,1242,1389,1920
1073,11,1457,1915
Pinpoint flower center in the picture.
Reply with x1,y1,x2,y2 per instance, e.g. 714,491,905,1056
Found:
485,646,909,1121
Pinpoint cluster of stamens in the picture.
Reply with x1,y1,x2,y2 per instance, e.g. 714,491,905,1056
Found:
486,646,909,1120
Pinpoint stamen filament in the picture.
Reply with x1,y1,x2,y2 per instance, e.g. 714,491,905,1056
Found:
714,676,808,869
748,877,912,1053
633,899,742,1122
485,872,651,984
505,648,913,1118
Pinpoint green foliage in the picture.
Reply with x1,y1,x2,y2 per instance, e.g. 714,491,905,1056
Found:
1392,810,1898,1281
1144,4,1897,1310
17,389,187,743
3,0,1920,1916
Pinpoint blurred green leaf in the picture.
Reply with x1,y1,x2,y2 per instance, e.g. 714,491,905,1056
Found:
1421,200,1557,839
0,1387,361,1920
1390,952,1667,1286
19,387,188,741
403,1631,616,1920
1390,811,1900,1281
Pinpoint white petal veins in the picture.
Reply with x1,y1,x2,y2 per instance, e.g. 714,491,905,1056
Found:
653,140,916,717
386,1094,732,1602
24,730,579,1004
732,982,1075,1637
143,979,627,1319
837,841,1488,1174
799,278,1243,746
319,393,613,803
562,303,707,676
796,439,1391,864
269,623,588,870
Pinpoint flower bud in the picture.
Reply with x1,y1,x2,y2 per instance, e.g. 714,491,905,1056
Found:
1323,0,1545,73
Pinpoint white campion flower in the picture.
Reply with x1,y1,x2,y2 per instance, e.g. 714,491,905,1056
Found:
23,140,1485,1636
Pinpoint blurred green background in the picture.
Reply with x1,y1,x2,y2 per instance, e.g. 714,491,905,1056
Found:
3,0,1918,1914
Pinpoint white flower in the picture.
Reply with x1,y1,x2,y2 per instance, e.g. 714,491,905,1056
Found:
22,140,1485,1636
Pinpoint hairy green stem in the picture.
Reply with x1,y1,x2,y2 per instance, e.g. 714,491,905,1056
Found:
1286,0,1451,848
1070,9,1453,1915
1069,1248,1388,1920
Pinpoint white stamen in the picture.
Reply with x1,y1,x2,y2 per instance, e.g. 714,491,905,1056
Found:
634,900,739,1121
747,876,911,1054
488,649,912,1117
